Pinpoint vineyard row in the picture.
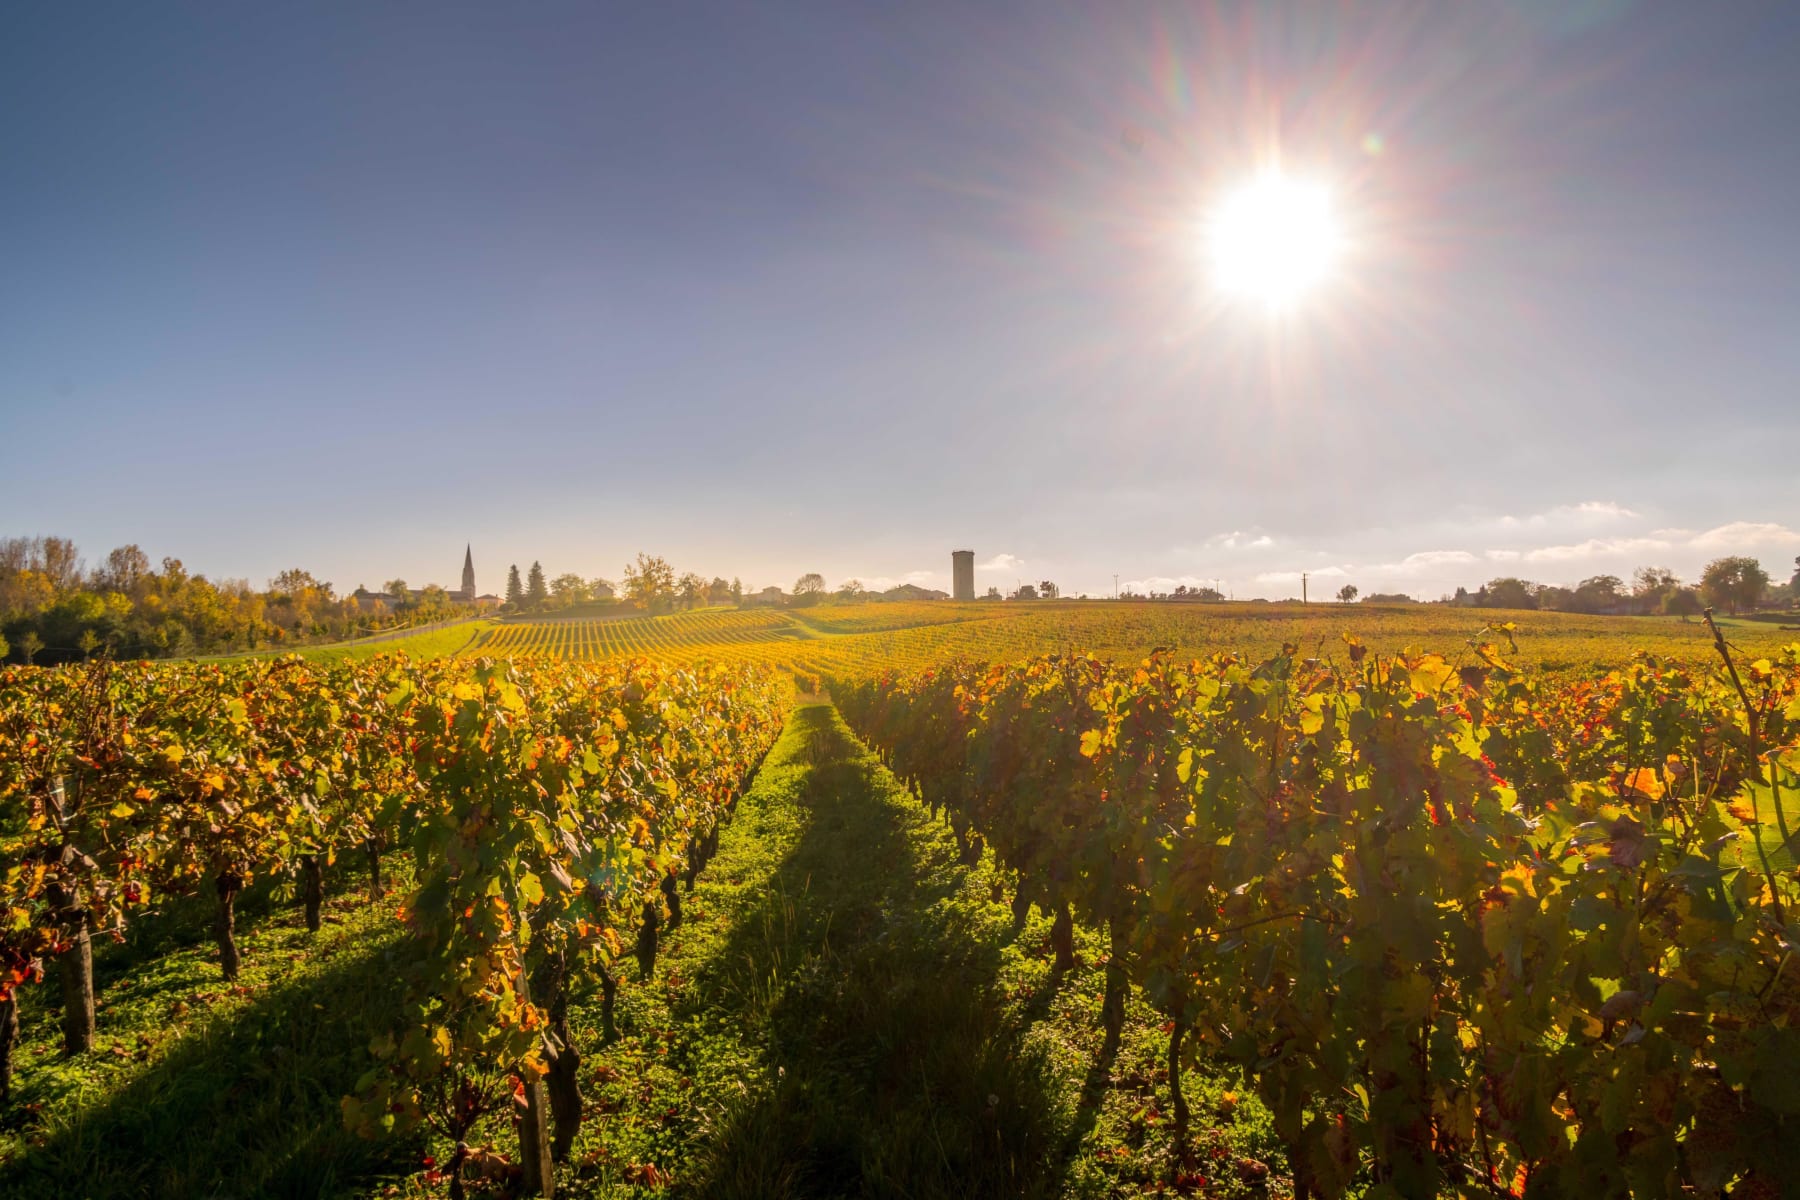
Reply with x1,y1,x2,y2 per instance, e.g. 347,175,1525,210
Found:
1,653,788,1196
833,628,1800,1198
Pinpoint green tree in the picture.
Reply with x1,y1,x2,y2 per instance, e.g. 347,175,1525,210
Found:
622,553,676,611
730,577,743,606
416,584,452,618
1337,584,1358,603
505,564,524,608
526,562,548,609
1534,585,1575,612
1570,575,1626,614
16,630,42,665
549,573,587,608
0,630,9,661
1631,566,1679,614
677,572,705,609
1700,556,1768,614
384,579,409,608
1480,578,1538,610
1662,586,1703,617
791,573,825,607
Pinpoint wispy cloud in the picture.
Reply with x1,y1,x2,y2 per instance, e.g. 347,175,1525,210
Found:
1362,550,1480,576
1255,566,1350,585
1495,501,1640,530
979,553,1025,572
1519,536,1674,564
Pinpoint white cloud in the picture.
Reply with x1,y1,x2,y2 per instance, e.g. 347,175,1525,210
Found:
1521,536,1674,564
1361,550,1479,576
1216,531,1275,550
1255,566,1350,584
1125,575,1212,593
1690,521,1800,550
858,570,941,591
1495,501,1639,530
979,553,1024,572
1500,523,1799,567
1571,500,1639,520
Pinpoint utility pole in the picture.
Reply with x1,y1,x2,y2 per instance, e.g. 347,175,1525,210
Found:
1303,572,1308,604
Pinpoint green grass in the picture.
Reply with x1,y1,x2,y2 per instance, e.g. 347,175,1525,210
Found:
297,620,496,663
0,869,423,1198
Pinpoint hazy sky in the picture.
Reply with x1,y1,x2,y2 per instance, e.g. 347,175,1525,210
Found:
4,1,1797,599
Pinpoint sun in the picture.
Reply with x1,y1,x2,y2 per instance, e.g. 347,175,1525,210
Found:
1205,171,1344,310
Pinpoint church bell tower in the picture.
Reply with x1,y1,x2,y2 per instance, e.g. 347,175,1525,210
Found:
460,544,476,600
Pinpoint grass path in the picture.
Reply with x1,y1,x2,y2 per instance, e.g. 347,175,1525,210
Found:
0,703,1283,1198
561,703,1282,1198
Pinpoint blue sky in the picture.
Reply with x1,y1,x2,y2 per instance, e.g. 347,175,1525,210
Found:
4,1,1797,599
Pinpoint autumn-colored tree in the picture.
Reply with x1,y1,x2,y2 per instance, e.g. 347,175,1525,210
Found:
622,553,676,611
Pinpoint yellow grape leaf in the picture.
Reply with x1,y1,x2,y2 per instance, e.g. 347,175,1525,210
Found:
1621,768,1664,801
1299,695,1326,736
1408,654,1455,694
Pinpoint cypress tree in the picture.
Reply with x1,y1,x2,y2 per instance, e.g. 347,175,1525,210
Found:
526,561,548,608
505,564,524,608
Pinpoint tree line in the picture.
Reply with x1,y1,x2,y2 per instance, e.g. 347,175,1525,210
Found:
493,555,965,615
0,537,480,665
1442,556,1798,615
495,554,747,615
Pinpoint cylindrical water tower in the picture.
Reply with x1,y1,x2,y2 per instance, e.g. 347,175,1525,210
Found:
952,550,975,601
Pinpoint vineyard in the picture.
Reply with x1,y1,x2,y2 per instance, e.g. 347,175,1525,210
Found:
1,602,1798,1198
458,601,1796,682
834,625,1800,1197
1,654,786,1196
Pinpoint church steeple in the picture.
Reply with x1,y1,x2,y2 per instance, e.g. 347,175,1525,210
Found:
460,544,475,599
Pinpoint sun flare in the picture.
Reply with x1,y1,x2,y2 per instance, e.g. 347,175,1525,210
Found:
1206,172,1344,309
